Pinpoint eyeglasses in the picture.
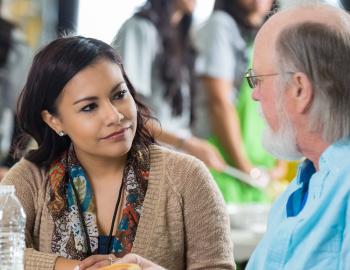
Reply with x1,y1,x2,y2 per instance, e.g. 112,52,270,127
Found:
244,68,295,89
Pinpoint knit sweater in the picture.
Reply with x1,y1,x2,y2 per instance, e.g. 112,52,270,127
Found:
1,145,235,270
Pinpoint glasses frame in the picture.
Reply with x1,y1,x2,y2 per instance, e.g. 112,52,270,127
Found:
244,68,295,89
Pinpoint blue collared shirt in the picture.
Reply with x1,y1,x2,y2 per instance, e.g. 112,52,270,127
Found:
246,140,350,270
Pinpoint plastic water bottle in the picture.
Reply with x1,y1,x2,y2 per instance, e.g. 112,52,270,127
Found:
0,185,26,270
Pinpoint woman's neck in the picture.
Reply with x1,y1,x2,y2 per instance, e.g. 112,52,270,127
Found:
74,150,127,184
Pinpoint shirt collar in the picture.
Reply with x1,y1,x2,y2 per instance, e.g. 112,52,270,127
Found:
318,139,350,171
296,159,316,185
296,139,350,181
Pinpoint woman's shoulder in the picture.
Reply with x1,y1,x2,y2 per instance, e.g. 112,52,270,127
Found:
1,158,47,189
148,144,214,190
206,10,239,30
149,144,206,170
195,10,241,47
114,15,159,53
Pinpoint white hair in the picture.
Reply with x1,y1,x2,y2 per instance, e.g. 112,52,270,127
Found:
259,102,303,160
275,8,350,143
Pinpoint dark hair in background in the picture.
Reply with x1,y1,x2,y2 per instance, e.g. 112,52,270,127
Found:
0,17,15,68
136,0,196,120
214,0,278,40
341,0,350,12
16,36,155,168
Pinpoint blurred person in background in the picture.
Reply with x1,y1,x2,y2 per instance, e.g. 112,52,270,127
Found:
1,35,234,270
112,0,226,172
0,1,31,180
193,0,288,203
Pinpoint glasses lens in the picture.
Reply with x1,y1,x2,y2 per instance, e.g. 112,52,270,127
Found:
247,77,255,88
245,69,255,88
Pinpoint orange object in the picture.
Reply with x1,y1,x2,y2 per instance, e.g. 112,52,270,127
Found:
99,263,141,270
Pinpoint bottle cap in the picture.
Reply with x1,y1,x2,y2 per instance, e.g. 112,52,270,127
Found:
0,185,15,194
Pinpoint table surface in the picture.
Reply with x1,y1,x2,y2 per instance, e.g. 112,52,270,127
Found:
231,228,265,262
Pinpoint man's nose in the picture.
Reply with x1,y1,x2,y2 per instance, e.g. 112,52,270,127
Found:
251,87,260,101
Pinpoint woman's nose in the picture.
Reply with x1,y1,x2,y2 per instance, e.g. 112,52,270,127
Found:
102,102,124,126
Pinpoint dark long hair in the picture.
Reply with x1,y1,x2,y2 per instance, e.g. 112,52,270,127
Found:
136,0,196,119
0,17,15,68
16,36,155,168
214,0,278,40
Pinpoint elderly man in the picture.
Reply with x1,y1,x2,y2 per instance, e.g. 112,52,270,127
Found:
245,3,350,270
99,3,350,270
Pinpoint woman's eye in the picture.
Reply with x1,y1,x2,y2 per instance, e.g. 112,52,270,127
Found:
81,103,97,112
113,88,128,100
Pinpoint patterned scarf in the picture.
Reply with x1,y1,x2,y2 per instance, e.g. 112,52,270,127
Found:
47,143,150,260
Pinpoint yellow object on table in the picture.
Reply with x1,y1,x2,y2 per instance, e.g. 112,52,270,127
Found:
284,161,300,182
99,263,141,270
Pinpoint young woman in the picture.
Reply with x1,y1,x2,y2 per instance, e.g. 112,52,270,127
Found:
112,0,225,172
0,36,234,270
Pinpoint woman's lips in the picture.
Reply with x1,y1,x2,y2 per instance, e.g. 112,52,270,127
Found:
100,127,130,140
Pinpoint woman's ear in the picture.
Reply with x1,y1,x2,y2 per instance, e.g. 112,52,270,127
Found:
41,110,63,135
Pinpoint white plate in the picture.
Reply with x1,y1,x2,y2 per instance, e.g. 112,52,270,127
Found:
227,203,271,234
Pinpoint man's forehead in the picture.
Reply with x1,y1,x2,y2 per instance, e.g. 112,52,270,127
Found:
258,5,339,43
252,4,348,69
269,4,349,38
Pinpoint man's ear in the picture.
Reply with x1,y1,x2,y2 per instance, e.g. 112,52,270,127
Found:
41,110,63,135
290,72,313,114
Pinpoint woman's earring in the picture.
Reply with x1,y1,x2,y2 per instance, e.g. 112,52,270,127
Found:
58,131,65,137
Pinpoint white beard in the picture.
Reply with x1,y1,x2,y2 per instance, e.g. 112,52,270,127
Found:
258,105,303,160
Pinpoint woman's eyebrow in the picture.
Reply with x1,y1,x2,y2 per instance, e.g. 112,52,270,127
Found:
73,96,97,105
73,81,126,105
110,81,126,94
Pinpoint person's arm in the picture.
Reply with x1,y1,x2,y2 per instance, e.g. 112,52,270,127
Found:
202,76,253,173
0,166,9,180
24,249,79,270
194,14,253,174
269,160,288,180
146,120,226,171
179,157,236,269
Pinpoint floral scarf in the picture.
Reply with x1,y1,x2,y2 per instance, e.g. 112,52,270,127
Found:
47,143,150,259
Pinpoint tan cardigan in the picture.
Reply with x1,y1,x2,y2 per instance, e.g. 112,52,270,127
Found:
2,145,235,270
